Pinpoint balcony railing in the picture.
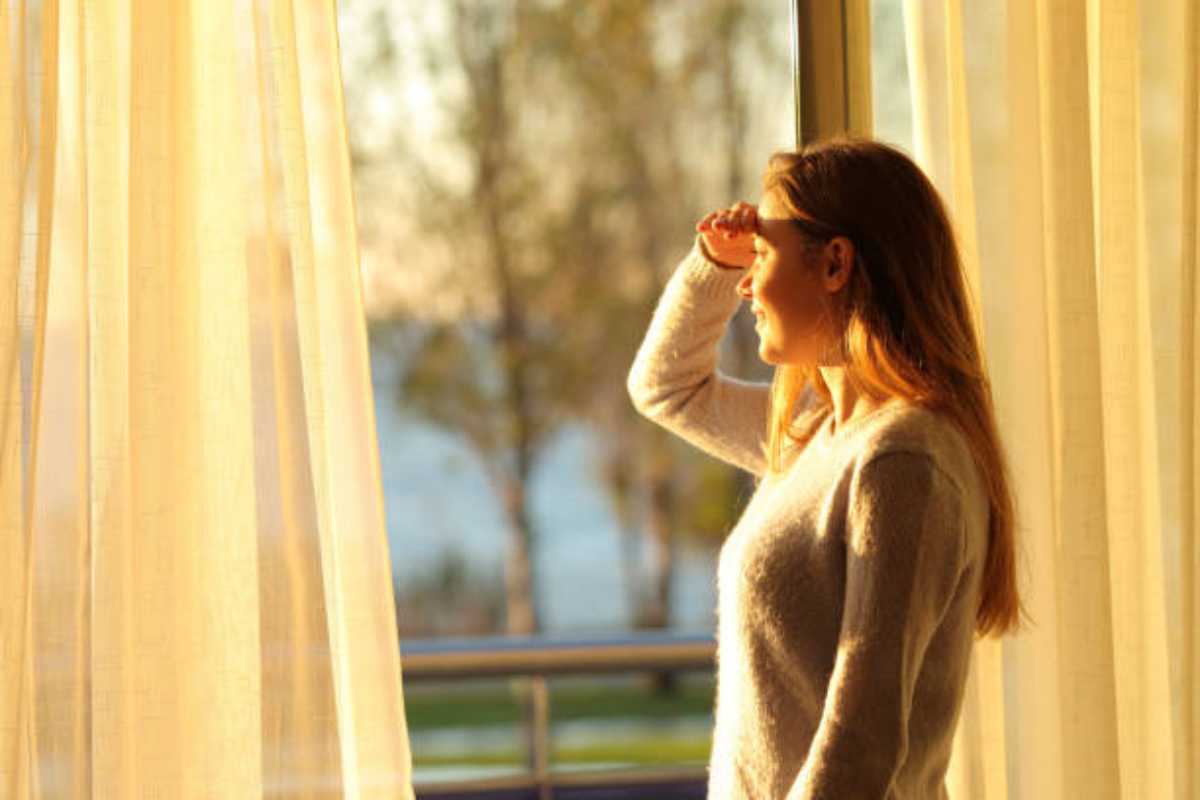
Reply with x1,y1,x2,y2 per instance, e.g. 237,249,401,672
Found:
400,632,717,800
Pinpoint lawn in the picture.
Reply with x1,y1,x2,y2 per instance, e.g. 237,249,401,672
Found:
406,674,715,771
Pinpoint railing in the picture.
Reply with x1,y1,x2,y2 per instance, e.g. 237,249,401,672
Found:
401,632,717,800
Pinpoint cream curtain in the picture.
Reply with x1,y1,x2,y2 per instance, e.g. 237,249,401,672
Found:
902,1,1197,798
0,0,414,797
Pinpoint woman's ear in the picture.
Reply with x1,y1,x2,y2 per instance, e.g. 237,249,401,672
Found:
823,236,855,288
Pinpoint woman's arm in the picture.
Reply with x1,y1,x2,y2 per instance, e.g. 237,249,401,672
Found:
626,234,772,477
786,450,967,799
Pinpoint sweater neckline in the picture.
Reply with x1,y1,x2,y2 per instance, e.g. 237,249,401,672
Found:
817,397,911,448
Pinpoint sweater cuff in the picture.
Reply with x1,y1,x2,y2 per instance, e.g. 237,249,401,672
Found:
676,234,749,301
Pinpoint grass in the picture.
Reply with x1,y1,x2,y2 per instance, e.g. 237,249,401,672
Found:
413,739,711,768
407,676,715,771
404,675,715,729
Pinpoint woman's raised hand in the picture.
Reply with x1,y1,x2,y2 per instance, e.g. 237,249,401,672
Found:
695,201,759,270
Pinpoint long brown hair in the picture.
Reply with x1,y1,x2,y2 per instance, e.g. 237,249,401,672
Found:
761,135,1031,640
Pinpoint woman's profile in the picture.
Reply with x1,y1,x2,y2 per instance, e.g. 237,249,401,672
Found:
626,135,1030,799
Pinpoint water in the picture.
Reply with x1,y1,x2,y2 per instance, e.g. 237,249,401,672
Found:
369,346,719,635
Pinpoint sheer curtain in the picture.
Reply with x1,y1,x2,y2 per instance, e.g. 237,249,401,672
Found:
0,0,414,796
902,1,1197,798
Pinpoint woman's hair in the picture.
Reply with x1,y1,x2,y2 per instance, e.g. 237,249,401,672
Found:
760,135,1030,640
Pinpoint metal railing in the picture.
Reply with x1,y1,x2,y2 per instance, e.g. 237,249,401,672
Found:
400,632,717,800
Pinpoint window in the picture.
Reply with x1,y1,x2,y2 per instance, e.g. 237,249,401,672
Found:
339,0,794,785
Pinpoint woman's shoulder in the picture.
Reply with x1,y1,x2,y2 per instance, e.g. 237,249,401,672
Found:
855,403,977,498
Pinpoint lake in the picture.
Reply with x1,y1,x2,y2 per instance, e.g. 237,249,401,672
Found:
369,346,720,635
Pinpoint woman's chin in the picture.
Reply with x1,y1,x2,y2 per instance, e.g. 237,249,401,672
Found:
757,338,807,366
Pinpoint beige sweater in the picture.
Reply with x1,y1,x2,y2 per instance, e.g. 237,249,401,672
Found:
626,235,989,799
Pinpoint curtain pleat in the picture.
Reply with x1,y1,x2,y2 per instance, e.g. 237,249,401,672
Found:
1091,3,1175,797
902,1,1198,798
1177,0,1200,793
900,5,1007,795
267,0,414,791
0,0,414,796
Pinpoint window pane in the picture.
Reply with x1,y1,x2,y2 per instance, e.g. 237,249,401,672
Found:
338,0,794,784
869,0,912,151
339,0,792,641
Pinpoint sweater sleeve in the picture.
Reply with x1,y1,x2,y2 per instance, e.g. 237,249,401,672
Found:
787,450,967,800
625,234,771,477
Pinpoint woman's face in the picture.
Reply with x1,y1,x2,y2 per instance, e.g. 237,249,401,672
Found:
736,194,855,365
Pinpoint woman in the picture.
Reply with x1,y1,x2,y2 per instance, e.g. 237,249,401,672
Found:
626,136,1030,799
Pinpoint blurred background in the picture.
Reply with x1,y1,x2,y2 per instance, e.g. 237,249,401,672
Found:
334,0,914,788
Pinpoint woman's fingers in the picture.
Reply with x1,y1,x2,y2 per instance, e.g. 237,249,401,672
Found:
729,206,748,235
734,203,754,231
694,204,757,270
696,202,756,237
720,205,751,237
737,202,758,228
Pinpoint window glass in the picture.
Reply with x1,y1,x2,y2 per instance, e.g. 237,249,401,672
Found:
339,0,792,642
338,0,794,781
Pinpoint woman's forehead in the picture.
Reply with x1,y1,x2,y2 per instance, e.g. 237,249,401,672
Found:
754,214,790,243
756,196,819,243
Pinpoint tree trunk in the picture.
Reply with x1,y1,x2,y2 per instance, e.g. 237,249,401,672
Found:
499,472,539,636
639,430,679,696
602,448,647,628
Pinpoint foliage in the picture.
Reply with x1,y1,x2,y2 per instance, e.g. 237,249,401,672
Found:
342,0,789,633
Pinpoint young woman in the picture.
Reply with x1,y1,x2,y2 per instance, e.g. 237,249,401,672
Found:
626,136,1030,799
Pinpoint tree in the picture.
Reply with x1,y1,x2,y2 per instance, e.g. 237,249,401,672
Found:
343,0,787,656
509,0,786,647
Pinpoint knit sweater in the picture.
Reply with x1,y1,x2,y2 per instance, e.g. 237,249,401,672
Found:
626,235,989,799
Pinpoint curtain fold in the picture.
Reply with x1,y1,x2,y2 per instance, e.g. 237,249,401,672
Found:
903,1,1198,798
0,0,415,796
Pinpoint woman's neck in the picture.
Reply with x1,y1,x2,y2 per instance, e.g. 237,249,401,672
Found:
818,365,884,436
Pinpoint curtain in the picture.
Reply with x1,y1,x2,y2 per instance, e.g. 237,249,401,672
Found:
0,0,415,796
902,1,1197,798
